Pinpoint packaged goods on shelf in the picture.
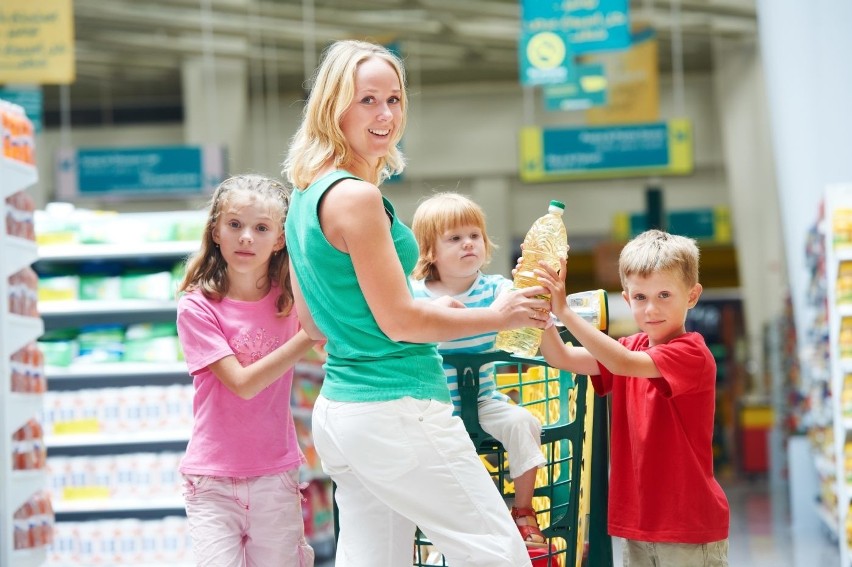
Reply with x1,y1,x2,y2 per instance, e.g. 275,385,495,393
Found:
48,516,191,566
42,385,194,437
5,190,35,240
13,491,53,551
12,419,46,471
0,100,35,165
10,341,46,393
35,205,206,248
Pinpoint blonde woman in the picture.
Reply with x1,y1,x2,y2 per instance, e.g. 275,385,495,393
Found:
283,40,549,566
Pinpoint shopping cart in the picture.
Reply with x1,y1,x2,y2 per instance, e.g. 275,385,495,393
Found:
412,290,613,567
329,291,613,567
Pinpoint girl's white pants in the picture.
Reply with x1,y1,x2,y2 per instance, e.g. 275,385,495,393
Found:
312,394,533,567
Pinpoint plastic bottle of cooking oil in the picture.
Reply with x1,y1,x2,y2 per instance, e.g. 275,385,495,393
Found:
495,200,568,357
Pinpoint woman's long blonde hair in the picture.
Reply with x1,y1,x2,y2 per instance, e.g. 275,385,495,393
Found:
282,39,408,189
178,174,294,314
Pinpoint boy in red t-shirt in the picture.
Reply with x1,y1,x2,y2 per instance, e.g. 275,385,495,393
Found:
537,229,730,567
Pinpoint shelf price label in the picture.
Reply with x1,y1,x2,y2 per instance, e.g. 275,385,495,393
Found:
52,418,100,435
62,486,111,501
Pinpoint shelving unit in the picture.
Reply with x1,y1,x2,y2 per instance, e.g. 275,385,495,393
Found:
1,155,47,567
35,239,194,553
35,234,334,563
822,183,852,564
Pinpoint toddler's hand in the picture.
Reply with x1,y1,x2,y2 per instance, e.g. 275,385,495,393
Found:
434,295,465,309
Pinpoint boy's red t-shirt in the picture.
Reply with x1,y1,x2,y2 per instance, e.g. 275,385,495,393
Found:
592,331,730,543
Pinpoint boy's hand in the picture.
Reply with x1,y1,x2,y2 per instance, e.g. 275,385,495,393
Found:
536,257,569,314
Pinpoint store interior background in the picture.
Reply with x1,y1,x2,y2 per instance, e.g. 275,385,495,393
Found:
32,0,783,470
7,0,852,565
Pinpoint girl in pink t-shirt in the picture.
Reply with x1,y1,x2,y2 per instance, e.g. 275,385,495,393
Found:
176,174,317,566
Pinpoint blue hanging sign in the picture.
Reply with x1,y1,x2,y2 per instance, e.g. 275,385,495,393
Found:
519,29,576,86
521,0,631,55
56,144,227,200
519,119,693,182
542,63,607,111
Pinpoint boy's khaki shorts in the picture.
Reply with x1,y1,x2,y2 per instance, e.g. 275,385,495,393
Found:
623,538,729,567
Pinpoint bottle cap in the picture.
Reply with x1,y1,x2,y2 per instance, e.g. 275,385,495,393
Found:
549,200,565,210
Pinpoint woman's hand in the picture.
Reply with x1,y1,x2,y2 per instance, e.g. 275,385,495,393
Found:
489,285,551,330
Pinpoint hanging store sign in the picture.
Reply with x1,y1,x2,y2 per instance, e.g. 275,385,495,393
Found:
0,0,75,84
521,0,631,56
519,119,693,182
542,63,607,111
56,145,227,200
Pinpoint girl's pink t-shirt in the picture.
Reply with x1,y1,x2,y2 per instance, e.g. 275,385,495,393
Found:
176,287,304,477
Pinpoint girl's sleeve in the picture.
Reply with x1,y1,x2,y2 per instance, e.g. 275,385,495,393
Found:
176,297,235,375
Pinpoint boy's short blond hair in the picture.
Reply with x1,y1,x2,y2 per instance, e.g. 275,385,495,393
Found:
410,192,495,281
618,229,700,290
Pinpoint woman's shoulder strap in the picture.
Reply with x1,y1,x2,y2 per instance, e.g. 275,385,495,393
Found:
312,169,362,192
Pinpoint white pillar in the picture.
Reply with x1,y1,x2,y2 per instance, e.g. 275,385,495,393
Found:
181,56,248,173
711,38,785,386
470,176,513,278
757,0,852,352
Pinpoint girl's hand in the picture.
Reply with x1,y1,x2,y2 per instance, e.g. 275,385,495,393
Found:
434,295,465,309
490,285,551,330
536,257,569,314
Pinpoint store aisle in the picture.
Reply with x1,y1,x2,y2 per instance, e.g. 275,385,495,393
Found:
318,477,842,566
722,477,840,567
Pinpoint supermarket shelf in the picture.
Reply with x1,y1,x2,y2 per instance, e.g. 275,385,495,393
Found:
6,392,43,437
2,234,38,279
53,496,185,515
40,300,177,330
40,299,177,317
46,429,191,449
814,449,836,480
11,546,47,567
9,469,47,514
38,240,198,262
817,503,840,541
46,361,190,390
4,313,43,354
47,362,187,379
0,156,37,199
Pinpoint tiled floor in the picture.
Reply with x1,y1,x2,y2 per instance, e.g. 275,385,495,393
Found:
319,476,843,566
722,477,841,567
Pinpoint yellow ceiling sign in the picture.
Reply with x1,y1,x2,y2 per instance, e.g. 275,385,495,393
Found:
0,0,75,84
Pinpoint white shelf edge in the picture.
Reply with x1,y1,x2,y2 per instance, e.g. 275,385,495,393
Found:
6,392,43,436
39,300,177,317
11,545,47,567
9,469,47,513
46,361,188,380
38,240,199,261
46,429,191,448
2,235,38,278
53,496,185,514
0,156,37,198
817,503,840,540
4,314,43,354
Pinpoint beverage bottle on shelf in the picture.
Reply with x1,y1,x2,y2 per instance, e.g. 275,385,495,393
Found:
495,200,568,357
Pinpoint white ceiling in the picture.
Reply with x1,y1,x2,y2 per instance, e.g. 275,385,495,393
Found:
45,0,757,122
